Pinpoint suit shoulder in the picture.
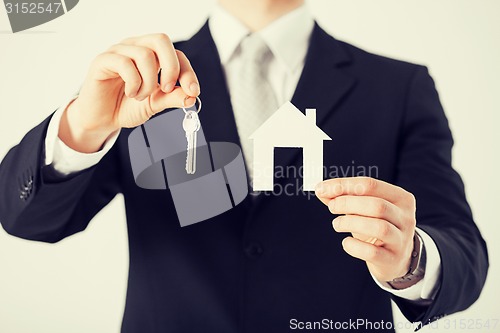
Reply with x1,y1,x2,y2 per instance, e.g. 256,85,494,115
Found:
337,39,426,79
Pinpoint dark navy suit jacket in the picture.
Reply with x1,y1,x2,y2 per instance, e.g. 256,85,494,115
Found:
0,22,488,332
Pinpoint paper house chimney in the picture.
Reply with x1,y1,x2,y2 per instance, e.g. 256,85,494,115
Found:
306,108,316,124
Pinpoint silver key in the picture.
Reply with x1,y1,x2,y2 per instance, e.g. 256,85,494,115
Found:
182,111,200,174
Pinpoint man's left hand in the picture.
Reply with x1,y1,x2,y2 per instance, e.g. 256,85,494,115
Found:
315,177,417,282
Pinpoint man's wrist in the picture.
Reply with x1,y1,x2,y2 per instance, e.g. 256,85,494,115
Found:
58,99,116,153
388,233,426,290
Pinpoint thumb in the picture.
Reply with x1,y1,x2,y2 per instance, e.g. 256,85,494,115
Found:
149,86,197,115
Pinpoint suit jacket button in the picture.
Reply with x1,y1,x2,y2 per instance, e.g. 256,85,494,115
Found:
244,242,264,259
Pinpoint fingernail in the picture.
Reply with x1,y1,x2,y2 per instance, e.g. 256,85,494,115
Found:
185,97,196,107
163,82,175,93
189,82,200,94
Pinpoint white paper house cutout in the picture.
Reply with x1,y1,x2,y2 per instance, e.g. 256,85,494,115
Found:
249,101,332,191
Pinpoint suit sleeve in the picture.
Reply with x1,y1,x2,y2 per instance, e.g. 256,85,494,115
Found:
392,66,489,328
0,114,121,243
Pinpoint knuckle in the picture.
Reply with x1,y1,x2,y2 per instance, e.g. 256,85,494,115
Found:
106,44,118,53
115,55,131,68
138,48,156,63
128,76,142,88
363,177,377,193
376,221,390,238
374,200,387,216
91,53,104,67
154,33,171,44
120,36,133,44
407,214,417,229
94,52,110,63
406,191,416,207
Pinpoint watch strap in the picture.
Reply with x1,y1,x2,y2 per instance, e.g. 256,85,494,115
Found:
388,232,426,290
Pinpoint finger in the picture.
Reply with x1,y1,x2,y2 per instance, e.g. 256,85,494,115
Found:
108,44,159,100
316,177,413,206
123,34,180,93
92,53,142,98
328,195,403,229
333,215,399,244
176,50,200,97
353,234,385,247
341,236,395,266
149,86,196,114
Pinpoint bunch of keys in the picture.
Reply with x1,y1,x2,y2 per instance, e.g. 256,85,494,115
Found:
182,96,202,174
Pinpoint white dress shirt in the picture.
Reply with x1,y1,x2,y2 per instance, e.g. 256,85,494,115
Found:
44,4,441,303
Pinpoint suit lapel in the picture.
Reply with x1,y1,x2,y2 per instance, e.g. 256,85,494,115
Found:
291,23,356,131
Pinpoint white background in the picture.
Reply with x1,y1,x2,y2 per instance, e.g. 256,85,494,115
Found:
0,1,499,332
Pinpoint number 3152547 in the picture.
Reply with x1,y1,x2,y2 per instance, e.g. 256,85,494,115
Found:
5,2,63,14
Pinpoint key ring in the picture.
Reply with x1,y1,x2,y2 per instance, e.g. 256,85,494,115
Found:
182,96,202,114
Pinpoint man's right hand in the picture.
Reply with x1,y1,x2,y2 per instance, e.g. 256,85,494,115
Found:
59,33,200,153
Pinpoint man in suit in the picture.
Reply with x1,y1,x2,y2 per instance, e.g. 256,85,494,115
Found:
0,0,488,332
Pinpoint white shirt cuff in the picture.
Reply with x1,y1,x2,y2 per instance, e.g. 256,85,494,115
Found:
370,227,442,301
44,97,121,176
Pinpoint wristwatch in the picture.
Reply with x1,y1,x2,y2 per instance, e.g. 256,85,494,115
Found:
388,232,426,289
